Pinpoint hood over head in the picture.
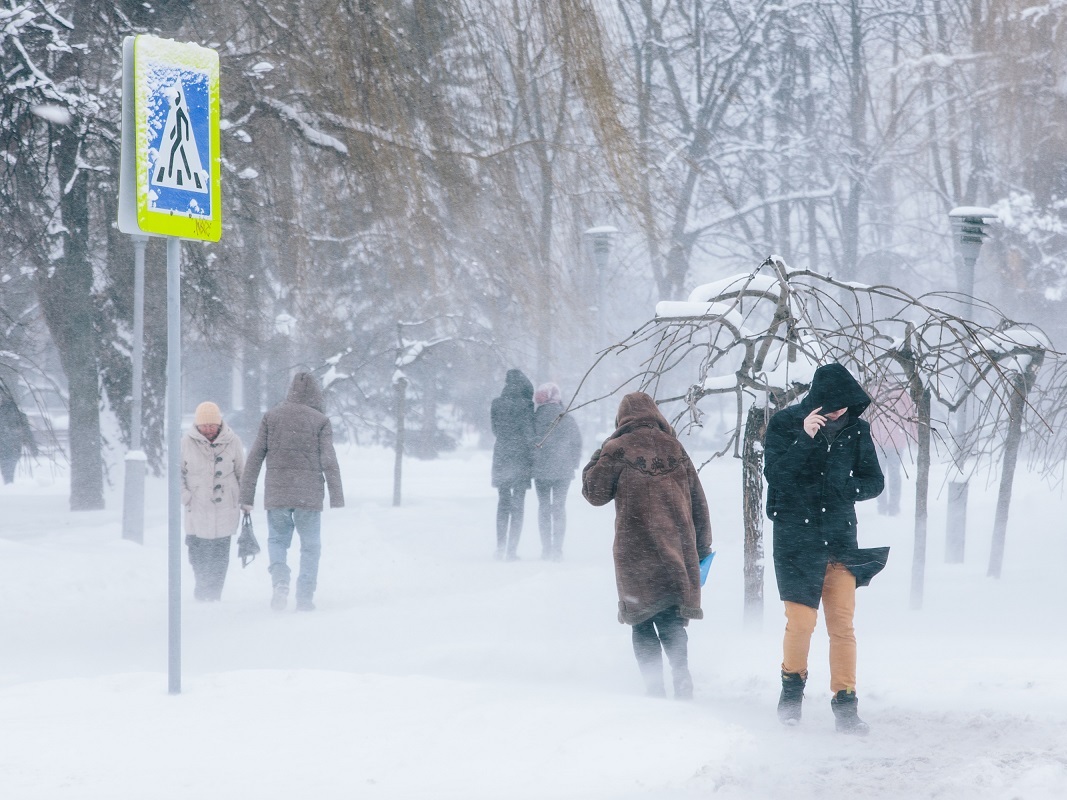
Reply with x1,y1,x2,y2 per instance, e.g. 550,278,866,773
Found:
613,392,674,437
286,371,325,412
802,363,871,418
502,369,534,401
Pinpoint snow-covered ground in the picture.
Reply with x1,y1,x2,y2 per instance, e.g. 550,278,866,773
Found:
1,441,1065,799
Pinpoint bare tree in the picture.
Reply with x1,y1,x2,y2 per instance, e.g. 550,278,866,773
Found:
571,256,1053,621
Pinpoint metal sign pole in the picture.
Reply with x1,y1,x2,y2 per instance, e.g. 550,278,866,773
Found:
167,235,182,695
120,34,220,694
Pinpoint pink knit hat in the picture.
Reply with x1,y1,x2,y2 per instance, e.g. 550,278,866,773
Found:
194,401,222,426
534,383,562,407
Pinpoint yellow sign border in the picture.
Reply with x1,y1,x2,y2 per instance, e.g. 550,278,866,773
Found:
134,36,221,242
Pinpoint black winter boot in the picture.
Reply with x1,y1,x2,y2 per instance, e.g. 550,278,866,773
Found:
777,671,806,725
830,689,870,735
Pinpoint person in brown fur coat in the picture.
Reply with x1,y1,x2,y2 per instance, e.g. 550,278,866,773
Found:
582,392,713,699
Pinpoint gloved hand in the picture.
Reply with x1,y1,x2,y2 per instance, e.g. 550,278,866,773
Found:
240,504,253,512
185,535,196,547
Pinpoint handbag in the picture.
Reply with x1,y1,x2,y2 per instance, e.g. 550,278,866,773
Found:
237,512,261,567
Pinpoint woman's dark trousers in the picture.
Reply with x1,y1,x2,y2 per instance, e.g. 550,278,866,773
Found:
187,536,231,600
496,484,527,558
535,479,570,559
632,607,691,698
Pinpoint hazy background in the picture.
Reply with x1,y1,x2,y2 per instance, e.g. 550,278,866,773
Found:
5,1,1067,511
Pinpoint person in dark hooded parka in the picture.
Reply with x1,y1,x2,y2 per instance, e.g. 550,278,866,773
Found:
240,372,345,612
491,369,536,560
764,363,887,735
582,392,713,699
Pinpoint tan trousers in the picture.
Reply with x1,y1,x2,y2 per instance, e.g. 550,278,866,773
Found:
782,562,857,694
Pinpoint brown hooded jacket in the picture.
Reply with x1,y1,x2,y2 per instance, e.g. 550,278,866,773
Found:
582,392,713,625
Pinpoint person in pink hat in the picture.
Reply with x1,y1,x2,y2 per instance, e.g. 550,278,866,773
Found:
532,382,582,560
181,401,246,601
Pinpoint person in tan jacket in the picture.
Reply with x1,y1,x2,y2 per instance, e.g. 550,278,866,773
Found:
582,392,713,699
240,372,344,612
181,401,246,601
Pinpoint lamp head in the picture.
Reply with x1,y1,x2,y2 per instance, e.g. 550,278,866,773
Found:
948,206,998,264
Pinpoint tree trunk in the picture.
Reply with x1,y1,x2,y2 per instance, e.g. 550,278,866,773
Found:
989,355,1041,578
742,404,768,627
393,377,407,507
419,373,439,459
910,386,932,609
38,127,103,510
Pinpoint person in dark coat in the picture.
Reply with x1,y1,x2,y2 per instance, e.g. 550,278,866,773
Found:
0,391,37,484
764,363,887,735
491,369,535,560
240,372,345,612
583,392,713,699
532,382,582,561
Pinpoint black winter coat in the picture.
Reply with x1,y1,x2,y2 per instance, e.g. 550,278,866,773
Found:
764,363,886,608
532,402,582,482
491,369,535,489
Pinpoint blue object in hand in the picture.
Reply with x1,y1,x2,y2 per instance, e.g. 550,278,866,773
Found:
700,551,716,586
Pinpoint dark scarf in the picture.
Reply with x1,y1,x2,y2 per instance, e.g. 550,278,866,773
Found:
822,412,850,444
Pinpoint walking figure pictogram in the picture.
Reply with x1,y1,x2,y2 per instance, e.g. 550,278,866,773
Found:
152,81,206,193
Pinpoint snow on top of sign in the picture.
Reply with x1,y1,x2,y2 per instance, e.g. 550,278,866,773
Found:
138,35,218,74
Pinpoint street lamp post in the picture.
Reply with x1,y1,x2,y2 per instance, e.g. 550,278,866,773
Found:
945,206,998,564
583,226,619,432
583,226,619,344
273,310,296,403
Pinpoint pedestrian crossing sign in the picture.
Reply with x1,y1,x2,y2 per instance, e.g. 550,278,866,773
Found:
132,36,221,241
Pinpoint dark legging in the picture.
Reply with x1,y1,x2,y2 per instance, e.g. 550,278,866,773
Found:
535,478,570,558
187,536,232,600
496,484,527,556
632,607,689,682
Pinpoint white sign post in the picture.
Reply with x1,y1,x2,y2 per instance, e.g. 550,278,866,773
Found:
118,34,221,695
